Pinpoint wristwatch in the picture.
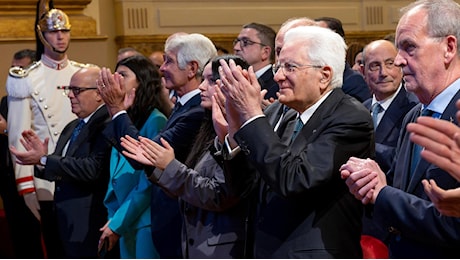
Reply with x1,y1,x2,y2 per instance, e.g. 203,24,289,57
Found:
40,156,47,166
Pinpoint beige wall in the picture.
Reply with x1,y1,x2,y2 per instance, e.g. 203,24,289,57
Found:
0,0,118,97
3,0,459,97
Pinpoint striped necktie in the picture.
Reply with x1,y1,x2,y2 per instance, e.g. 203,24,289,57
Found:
372,102,383,129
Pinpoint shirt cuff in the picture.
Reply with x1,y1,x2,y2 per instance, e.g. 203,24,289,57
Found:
223,134,241,160
213,136,222,156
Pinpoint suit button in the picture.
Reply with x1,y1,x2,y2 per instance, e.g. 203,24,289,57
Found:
53,131,59,136
113,180,117,186
44,105,48,110
188,239,194,245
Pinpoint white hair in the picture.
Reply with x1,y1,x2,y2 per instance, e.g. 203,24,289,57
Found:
284,26,346,88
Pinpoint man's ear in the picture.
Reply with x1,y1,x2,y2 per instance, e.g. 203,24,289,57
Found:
188,61,200,78
261,46,271,62
320,66,332,86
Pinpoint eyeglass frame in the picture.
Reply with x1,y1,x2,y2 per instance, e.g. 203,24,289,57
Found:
366,59,397,72
233,37,266,48
272,62,322,76
57,86,98,96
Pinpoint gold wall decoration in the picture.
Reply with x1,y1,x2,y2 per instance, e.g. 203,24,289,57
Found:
0,0,97,38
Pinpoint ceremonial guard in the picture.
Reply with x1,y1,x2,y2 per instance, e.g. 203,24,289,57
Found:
6,0,91,257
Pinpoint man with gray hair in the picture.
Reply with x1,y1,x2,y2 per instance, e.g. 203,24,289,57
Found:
341,0,460,257
98,32,217,258
216,25,373,258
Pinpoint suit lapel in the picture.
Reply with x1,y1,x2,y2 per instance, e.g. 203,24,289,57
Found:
406,90,460,192
66,105,108,156
375,88,409,142
278,109,297,144
55,119,79,155
290,89,344,152
166,93,201,127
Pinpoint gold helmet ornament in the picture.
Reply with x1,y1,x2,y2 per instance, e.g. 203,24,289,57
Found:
38,8,71,32
36,0,71,54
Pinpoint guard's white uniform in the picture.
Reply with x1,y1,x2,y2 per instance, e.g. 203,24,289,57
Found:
6,54,88,201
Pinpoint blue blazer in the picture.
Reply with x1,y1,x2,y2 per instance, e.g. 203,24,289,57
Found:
37,105,111,258
103,92,205,258
363,87,419,173
104,109,166,236
372,89,460,258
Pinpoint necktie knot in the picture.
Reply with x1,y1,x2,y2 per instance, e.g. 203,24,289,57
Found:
372,103,383,129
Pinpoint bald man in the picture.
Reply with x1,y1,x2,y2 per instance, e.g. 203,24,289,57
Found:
10,67,113,258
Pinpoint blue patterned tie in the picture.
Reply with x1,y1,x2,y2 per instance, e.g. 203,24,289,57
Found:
372,103,383,129
69,119,85,147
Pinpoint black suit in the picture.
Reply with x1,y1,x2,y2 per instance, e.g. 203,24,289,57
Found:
258,68,279,100
343,63,371,102
35,105,112,258
371,89,460,258
226,88,374,258
103,92,205,258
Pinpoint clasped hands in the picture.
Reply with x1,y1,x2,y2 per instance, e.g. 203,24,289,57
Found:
339,157,387,205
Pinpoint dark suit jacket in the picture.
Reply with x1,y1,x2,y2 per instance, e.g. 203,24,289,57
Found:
372,90,460,258
258,68,279,100
363,87,419,173
35,105,111,258
227,88,374,258
343,63,371,102
103,92,205,258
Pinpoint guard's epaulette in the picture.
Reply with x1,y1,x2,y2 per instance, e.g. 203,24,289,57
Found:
69,61,97,68
8,61,41,78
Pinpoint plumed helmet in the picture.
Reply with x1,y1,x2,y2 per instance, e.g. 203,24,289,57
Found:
38,8,71,32
35,0,71,56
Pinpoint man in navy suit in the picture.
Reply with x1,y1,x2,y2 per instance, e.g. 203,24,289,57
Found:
98,33,217,258
341,0,460,258
234,22,278,101
361,39,419,243
362,39,419,174
10,66,113,258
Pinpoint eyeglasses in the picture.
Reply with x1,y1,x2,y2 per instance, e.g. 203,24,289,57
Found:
57,86,98,96
367,59,396,72
272,63,322,76
233,38,266,48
